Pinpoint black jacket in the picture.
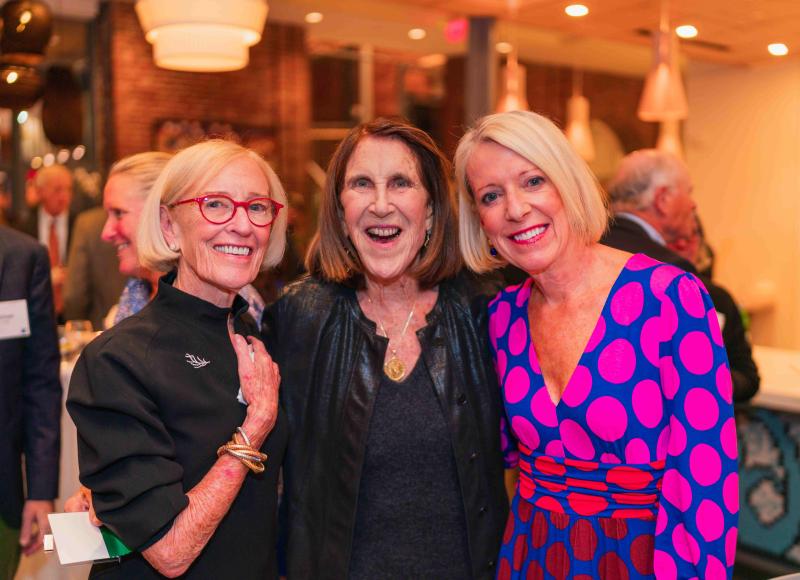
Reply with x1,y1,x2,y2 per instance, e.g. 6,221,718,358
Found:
601,214,698,274
68,273,287,578
263,274,509,579
0,226,61,528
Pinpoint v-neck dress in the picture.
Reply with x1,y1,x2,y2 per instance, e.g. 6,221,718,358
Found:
489,254,738,580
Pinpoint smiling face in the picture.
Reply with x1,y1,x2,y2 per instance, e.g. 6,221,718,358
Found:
340,136,432,285
101,173,147,277
161,155,272,307
466,140,572,276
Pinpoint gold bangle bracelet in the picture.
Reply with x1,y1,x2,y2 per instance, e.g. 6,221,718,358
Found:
217,432,269,474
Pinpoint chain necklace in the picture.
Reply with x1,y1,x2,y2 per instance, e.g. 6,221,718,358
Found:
366,295,415,381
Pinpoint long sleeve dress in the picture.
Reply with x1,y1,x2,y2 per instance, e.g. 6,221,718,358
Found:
490,253,738,580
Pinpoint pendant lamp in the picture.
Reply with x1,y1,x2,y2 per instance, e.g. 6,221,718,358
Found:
0,0,52,65
0,64,42,109
135,0,268,72
565,70,595,161
637,1,687,122
496,51,528,112
656,119,683,159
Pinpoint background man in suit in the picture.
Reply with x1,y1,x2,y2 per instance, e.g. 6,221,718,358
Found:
63,207,126,329
18,165,75,319
601,149,697,273
0,226,61,578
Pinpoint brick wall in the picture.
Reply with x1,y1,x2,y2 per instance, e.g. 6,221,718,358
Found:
96,1,310,193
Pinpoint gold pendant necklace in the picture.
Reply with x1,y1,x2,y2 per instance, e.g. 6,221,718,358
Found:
366,295,415,382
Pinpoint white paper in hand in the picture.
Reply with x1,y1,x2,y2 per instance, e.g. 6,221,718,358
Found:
47,512,131,565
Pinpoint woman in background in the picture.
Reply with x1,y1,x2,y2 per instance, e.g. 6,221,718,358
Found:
99,152,171,325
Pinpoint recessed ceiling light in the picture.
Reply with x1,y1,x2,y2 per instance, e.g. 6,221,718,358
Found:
6,71,18,84
565,4,589,17
768,43,788,56
496,41,513,54
675,25,698,39
304,12,323,24
408,28,426,40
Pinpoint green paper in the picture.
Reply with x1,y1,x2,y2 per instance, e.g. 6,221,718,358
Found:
100,527,132,559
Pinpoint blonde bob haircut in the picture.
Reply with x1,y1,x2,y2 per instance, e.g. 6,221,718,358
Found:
108,151,173,201
137,139,288,273
305,117,462,290
454,110,609,273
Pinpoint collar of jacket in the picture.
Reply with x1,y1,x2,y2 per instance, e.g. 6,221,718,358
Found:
155,270,250,324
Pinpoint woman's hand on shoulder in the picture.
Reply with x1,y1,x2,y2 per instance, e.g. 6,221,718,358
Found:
232,334,280,448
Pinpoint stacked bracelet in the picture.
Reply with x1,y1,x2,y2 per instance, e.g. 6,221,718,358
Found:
217,427,268,474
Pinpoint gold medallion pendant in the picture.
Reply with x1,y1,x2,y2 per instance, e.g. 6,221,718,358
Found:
365,294,415,383
384,354,406,382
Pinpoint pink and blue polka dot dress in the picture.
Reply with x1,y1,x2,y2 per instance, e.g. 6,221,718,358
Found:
489,254,738,580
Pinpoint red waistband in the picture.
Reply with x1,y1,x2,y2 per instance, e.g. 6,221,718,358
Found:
518,445,664,519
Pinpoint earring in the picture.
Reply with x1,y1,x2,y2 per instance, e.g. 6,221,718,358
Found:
168,242,180,252
344,240,358,267
489,244,498,257
423,229,431,248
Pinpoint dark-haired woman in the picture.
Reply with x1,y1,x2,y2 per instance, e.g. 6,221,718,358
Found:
264,118,508,579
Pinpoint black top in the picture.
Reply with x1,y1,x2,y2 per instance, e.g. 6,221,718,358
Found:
349,360,472,579
68,271,287,579
264,272,508,580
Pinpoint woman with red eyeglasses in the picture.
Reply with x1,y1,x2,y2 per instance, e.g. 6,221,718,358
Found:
67,139,288,579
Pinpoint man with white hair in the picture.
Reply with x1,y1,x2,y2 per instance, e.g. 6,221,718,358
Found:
601,149,697,273
18,165,75,318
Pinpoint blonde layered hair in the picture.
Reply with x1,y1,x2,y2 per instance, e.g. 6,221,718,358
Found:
108,151,172,201
137,139,288,273
454,110,609,273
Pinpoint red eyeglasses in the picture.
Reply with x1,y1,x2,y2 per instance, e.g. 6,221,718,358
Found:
169,193,283,227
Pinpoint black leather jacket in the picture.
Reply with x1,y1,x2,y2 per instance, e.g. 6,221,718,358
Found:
263,274,509,579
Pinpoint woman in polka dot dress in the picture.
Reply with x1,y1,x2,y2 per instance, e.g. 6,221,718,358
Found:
454,110,738,579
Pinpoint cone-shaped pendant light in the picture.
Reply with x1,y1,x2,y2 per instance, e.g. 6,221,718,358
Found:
565,70,595,161
496,51,529,112
638,1,688,122
656,119,684,159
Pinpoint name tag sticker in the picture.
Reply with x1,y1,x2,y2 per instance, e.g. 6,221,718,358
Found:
0,299,30,340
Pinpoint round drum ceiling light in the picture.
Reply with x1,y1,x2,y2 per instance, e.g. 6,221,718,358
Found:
675,25,698,39
135,0,269,72
304,12,323,24
408,28,427,40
